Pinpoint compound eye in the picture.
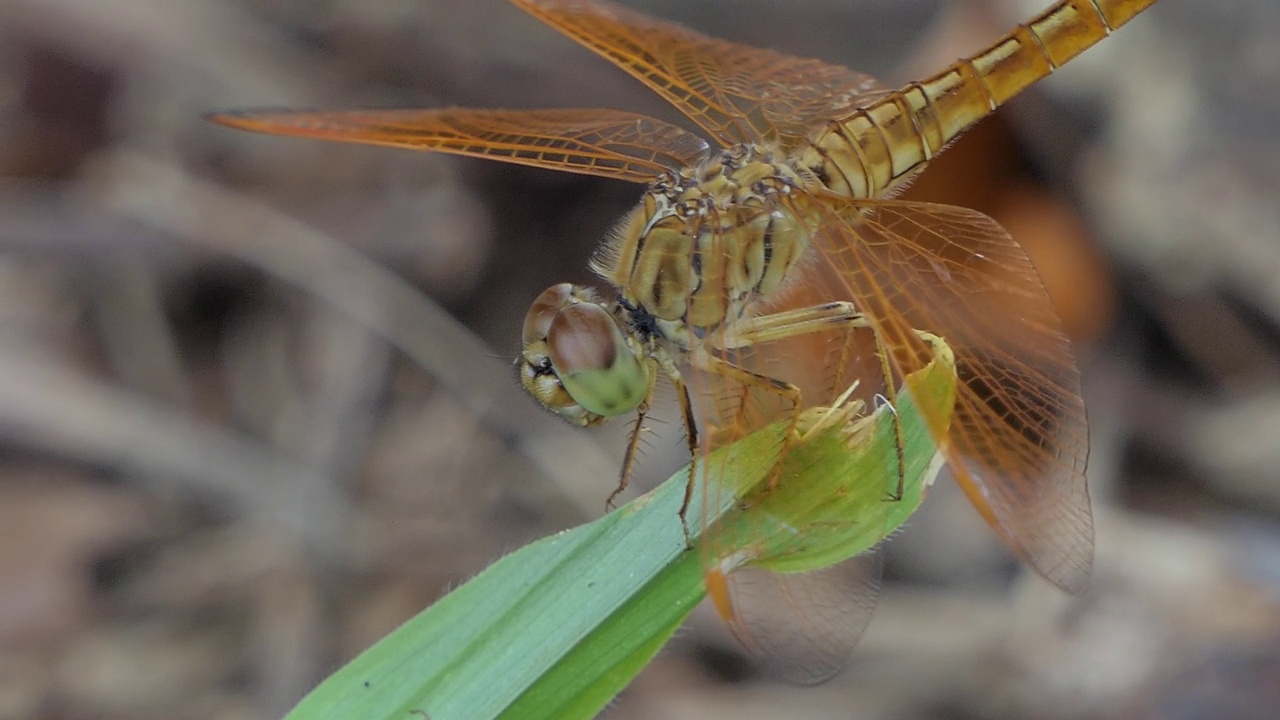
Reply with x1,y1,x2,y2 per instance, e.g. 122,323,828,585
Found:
547,303,620,376
547,303,649,418
522,283,575,346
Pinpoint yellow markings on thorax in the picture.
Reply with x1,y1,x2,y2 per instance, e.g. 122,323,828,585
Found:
591,155,813,336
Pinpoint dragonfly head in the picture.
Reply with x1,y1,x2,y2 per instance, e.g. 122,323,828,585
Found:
519,283,651,427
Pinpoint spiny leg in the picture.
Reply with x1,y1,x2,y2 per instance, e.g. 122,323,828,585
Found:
721,302,870,347
606,399,649,510
693,351,805,495
876,341,909,502
671,371,700,549
832,302,861,395
606,358,660,510
613,351,700,550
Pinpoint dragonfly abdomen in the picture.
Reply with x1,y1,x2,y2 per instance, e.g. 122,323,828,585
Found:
799,0,1158,199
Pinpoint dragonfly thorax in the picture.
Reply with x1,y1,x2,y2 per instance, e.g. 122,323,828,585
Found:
591,145,814,342
518,145,817,429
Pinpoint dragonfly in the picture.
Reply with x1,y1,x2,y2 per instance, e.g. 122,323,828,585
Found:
211,0,1160,681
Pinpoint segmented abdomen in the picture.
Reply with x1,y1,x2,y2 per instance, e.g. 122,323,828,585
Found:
800,0,1159,198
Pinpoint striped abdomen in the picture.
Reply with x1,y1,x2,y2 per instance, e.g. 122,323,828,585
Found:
800,0,1160,198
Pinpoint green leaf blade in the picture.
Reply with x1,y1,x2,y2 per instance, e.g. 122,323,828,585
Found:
284,335,957,720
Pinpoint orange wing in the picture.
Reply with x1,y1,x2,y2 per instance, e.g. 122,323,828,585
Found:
799,196,1093,593
207,108,709,183
509,0,890,148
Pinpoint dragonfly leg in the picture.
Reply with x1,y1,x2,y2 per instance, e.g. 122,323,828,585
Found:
721,301,869,347
694,353,803,493
618,351,700,550
607,358,660,510
875,338,908,502
671,371,699,550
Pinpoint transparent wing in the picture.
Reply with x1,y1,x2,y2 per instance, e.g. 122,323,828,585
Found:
683,236,901,682
207,107,709,183
707,552,882,684
510,0,890,148
799,195,1093,593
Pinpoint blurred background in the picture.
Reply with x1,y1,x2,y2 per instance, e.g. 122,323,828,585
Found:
2,0,1279,718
